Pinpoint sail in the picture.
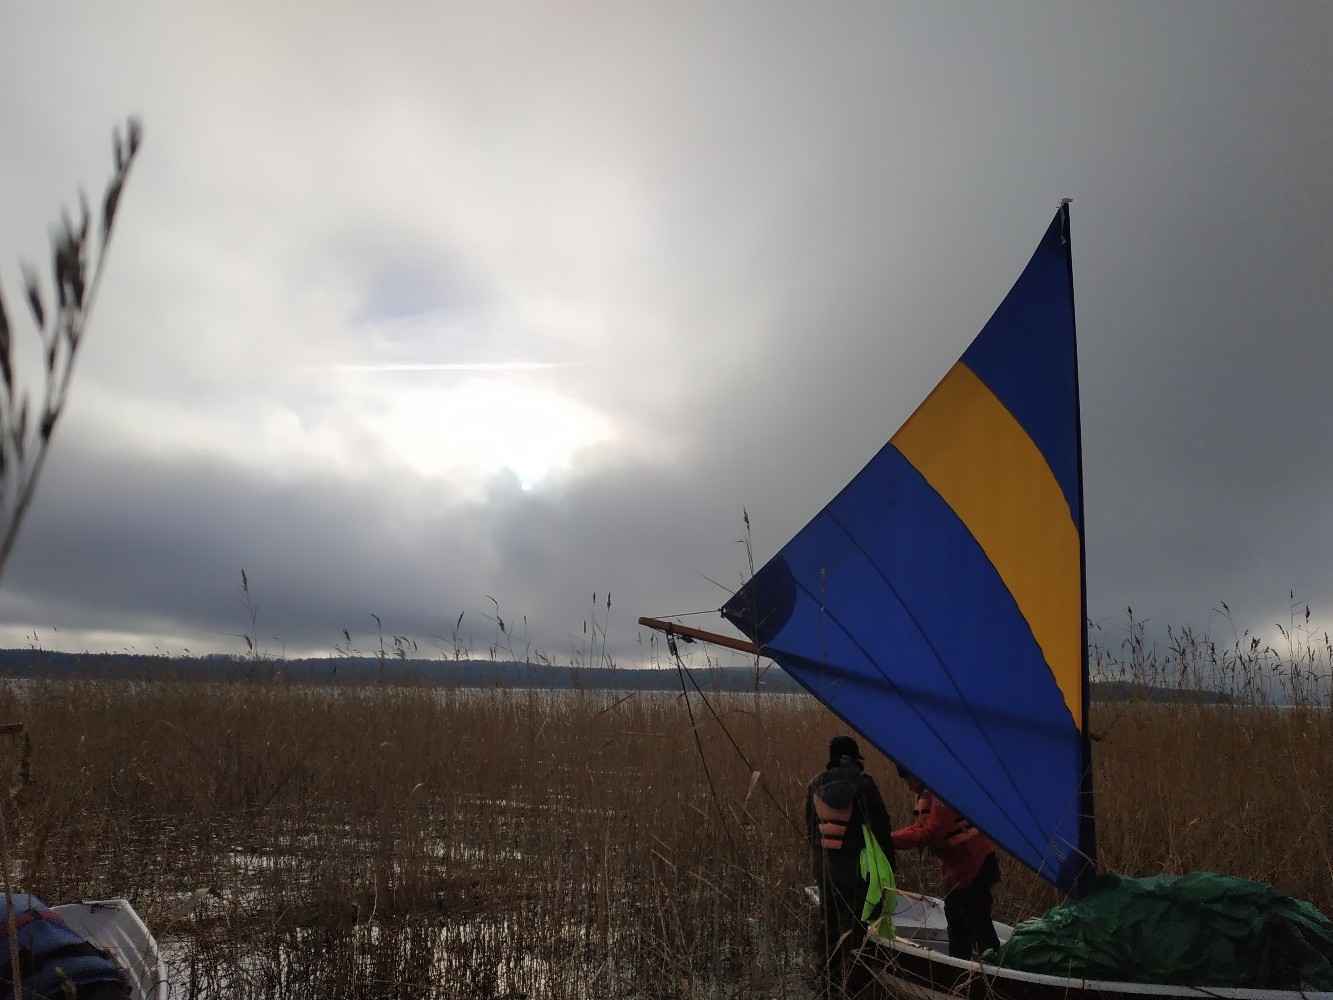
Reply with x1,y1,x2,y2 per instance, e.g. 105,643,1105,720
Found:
722,204,1096,896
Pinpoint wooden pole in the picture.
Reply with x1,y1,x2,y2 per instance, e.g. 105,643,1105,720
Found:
637,616,763,656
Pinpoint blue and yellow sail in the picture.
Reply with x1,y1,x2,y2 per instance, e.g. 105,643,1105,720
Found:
722,204,1096,896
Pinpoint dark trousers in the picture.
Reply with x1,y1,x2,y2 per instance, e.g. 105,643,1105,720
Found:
814,855,871,994
943,851,1001,959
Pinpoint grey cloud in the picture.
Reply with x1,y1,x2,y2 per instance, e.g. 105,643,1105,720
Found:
1,2,1331,664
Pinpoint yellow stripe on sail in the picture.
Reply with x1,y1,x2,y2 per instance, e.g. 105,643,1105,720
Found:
891,363,1083,729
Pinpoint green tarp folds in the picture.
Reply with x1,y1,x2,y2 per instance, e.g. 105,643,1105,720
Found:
988,872,1333,989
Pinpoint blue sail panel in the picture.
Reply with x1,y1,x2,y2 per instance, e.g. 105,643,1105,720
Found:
961,211,1081,527
722,205,1094,896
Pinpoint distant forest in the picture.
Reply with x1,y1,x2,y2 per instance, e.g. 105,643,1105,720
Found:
0,647,806,693
0,648,1235,702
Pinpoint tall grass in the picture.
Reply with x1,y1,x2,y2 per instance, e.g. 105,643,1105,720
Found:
0,614,1327,999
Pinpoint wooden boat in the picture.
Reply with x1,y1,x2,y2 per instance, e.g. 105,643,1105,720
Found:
641,204,1333,997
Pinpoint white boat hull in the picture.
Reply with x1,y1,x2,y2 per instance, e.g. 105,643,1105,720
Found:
49,899,167,1000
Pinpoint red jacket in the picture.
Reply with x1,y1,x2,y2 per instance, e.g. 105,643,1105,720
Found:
891,786,994,891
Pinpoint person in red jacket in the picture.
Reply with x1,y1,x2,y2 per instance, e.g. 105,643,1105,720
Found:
890,764,1001,959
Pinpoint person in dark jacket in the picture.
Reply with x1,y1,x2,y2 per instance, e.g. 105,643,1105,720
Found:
891,765,1001,959
806,735,896,992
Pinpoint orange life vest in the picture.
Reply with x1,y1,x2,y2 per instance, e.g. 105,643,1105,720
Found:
813,792,854,850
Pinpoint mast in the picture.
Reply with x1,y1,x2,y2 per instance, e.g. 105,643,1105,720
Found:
1063,200,1099,897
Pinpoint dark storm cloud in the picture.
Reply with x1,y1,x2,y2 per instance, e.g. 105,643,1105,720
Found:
2,432,758,661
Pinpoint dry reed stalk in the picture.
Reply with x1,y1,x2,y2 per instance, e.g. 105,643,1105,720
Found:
0,118,142,581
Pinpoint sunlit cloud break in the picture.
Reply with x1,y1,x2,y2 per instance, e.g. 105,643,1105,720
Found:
327,361,585,373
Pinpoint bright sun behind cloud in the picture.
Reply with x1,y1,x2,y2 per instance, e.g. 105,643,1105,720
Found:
69,364,617,496
351,372,615,491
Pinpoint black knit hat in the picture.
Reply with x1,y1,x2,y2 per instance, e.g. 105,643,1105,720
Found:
828,735,862,762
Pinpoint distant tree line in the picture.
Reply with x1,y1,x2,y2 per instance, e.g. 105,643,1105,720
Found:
0,647,1241,702
0,647,810,692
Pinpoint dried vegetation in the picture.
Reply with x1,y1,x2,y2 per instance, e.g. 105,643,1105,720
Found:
0,619,1326,999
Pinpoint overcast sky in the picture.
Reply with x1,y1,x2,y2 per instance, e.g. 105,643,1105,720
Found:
0,3,1329,668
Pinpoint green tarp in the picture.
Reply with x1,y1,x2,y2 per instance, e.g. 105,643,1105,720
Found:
987,872,1333,989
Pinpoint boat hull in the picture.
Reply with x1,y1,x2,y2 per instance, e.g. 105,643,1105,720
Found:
50,899,167,1000
869,891,1333,1000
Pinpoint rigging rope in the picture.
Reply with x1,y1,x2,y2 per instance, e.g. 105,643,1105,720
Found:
670,632,738,855
665,632,804,844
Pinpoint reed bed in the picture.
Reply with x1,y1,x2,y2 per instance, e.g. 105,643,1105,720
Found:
0,626,1327,999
